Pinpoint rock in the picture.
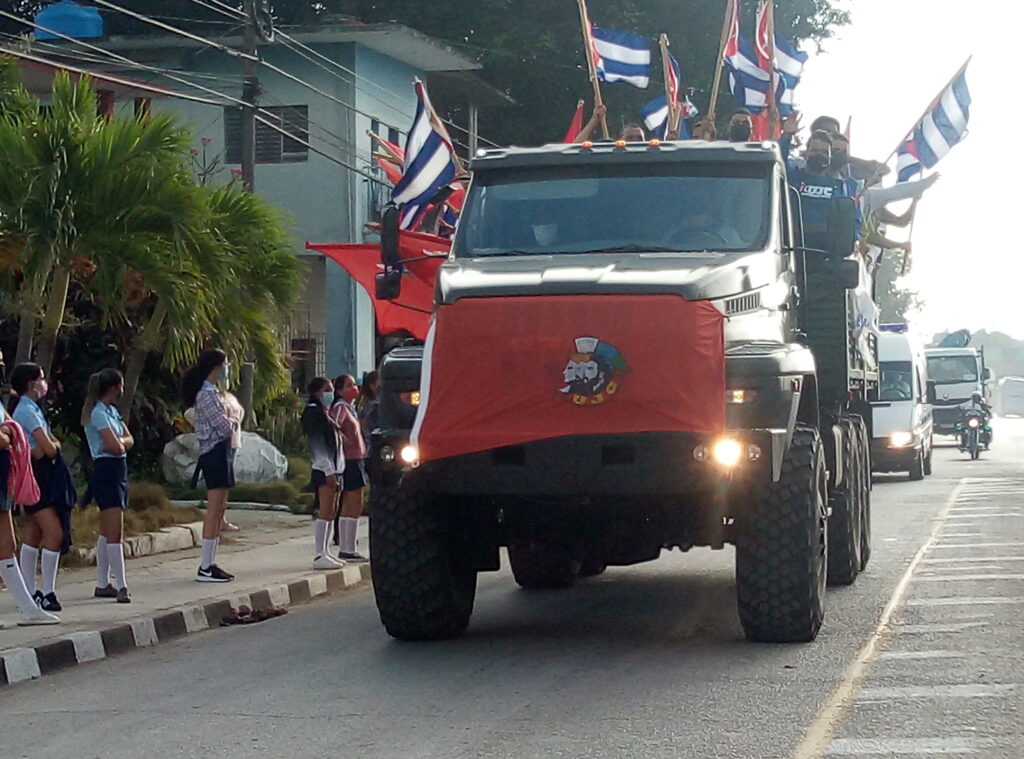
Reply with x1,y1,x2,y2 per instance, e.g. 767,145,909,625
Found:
162,432,289,485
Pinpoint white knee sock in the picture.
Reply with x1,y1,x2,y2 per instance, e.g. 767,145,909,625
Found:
95,536,110,588
200,538,217,569
314,519,329,557
341,517,358,554
106,542,127,590
0,558,39,614
41,548,60,596
19,544,38,595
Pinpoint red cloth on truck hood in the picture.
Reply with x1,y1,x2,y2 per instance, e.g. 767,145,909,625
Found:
411,294,726,462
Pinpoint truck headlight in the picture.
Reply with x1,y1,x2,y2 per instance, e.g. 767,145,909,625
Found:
889,431,913,447
711,439,743,467
400,391,421,407
400,444,420,466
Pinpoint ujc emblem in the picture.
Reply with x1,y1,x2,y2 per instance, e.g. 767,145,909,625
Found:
559,336,629,406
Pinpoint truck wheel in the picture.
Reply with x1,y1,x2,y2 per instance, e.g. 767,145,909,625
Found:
508,543,581,589
736,425,827,643
853,417,872,572
909,450,925,481
370,482,477,641
923,442,933,476
827,418,861,586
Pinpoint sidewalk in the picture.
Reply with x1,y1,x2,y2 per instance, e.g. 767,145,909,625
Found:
0,509,371,685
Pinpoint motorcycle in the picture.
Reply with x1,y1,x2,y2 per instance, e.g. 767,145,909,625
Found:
957,408,990,460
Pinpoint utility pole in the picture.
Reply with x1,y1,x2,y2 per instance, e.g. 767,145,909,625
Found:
238,0,270,426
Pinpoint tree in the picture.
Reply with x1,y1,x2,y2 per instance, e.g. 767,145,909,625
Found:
0,70,196,374
875,250,922,324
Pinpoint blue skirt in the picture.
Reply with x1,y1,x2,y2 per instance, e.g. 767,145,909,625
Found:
90,457,128,510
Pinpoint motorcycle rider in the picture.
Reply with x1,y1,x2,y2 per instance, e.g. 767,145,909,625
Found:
960,391,993,450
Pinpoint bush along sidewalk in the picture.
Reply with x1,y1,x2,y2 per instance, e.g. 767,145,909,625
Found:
164,456,316,514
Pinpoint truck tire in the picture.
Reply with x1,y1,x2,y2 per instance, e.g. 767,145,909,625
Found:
578,557,607,578
852,416,871,572
508,543,581,589
923,444,933,476
370,482,477,641
827,418,862,586
909,449,925,480
736,425,827,643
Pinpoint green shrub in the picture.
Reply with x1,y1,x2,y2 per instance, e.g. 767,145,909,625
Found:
127,481,172,512
258,393,307,456
287,456,311,486
229,480,302,505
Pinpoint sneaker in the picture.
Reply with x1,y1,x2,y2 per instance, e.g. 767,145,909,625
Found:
196,564,234,583
18,606,60,626
338,551,369,564
116,587,131,604
32,590,43,607
40,593,62,612
94,584,118,599
313,554,345,570
221,521,241,533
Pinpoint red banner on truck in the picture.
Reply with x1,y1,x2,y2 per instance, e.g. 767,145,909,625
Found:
412,294,726,462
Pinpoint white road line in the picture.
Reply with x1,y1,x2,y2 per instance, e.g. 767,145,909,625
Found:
826,737,1001,755
943,514,1021,519
877,650,960,660
922,557,1024,563
789,479,966,759
930,542,1024,549
895,622,987,634
919,566,1005,573
857,683,1015,701
905,596,1024,607
914,574,1024,582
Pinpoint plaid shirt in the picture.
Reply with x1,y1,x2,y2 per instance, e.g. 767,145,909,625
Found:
195,382,234,454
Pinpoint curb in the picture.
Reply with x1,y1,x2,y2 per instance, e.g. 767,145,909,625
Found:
170,500,294,513
69,522,205,564
0,563,371,687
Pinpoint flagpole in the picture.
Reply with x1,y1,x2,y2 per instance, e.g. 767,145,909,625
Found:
883,55,973,167
659,33,680,135
413,77,467,177
576,0,609,139
708,0,736,124
764,0,780,138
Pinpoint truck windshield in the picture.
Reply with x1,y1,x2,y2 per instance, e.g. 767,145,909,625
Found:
880,361,913,401
453,162,772,258
926,355,978,384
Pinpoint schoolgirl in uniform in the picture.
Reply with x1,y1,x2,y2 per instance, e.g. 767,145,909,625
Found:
82,369,134,603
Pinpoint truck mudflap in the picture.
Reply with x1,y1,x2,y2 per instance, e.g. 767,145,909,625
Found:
410,294,726,463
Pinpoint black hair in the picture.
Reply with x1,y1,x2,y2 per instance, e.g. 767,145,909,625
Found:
7,362,42,415
831,133,849,146
307,376,332,402
82,368,124,425
810,115,841,134
181,349,227,408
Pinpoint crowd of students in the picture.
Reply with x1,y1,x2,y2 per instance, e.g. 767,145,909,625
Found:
0,345,380,626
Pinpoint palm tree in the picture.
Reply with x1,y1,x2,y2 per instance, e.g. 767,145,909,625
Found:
0,71,193,374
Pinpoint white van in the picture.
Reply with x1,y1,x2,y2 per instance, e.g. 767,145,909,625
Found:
871,327,933,479
997,376,1024,417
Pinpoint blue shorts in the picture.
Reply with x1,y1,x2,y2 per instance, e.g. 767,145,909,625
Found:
90,457,128,510
192,440,236,491
342,459,366,493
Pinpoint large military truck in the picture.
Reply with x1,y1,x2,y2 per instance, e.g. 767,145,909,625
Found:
368,140,875,644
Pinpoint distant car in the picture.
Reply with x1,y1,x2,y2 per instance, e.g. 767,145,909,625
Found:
996,376,1024,417
872,329,933,479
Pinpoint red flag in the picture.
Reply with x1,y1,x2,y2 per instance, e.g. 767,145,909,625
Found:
563,100,585,143
375,155,404,186
751,111,770,141
411,294,725,462
306,231,449,340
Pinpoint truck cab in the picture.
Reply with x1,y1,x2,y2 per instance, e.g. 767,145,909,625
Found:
369,139,874,645
925,346,988,435
870,326,933,479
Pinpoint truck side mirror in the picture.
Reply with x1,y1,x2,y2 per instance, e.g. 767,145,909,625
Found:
926,380,937,404
983,367,992,381
838,259,859,289
376,204,402,301
826,197,857,258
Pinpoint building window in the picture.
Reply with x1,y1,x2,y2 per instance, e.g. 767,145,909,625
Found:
224,105,308,164
388,127,401,146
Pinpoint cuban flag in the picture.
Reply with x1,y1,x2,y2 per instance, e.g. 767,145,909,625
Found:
591,26,651,89
724,0,772,113
392,80,458,229
641,95,698,139
896,67,972,181
772,35,807,116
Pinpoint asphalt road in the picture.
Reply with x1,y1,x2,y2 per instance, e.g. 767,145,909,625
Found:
3,421,1023,759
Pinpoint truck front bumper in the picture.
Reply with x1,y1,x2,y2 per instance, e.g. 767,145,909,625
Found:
371,429,788,497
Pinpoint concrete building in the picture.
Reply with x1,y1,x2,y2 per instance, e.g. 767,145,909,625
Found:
13,17,501,383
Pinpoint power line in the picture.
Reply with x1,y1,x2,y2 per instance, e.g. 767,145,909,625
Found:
0,10,381,174
0,41,389,187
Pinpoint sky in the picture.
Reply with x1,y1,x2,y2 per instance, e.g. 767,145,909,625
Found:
796,0,1021,339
